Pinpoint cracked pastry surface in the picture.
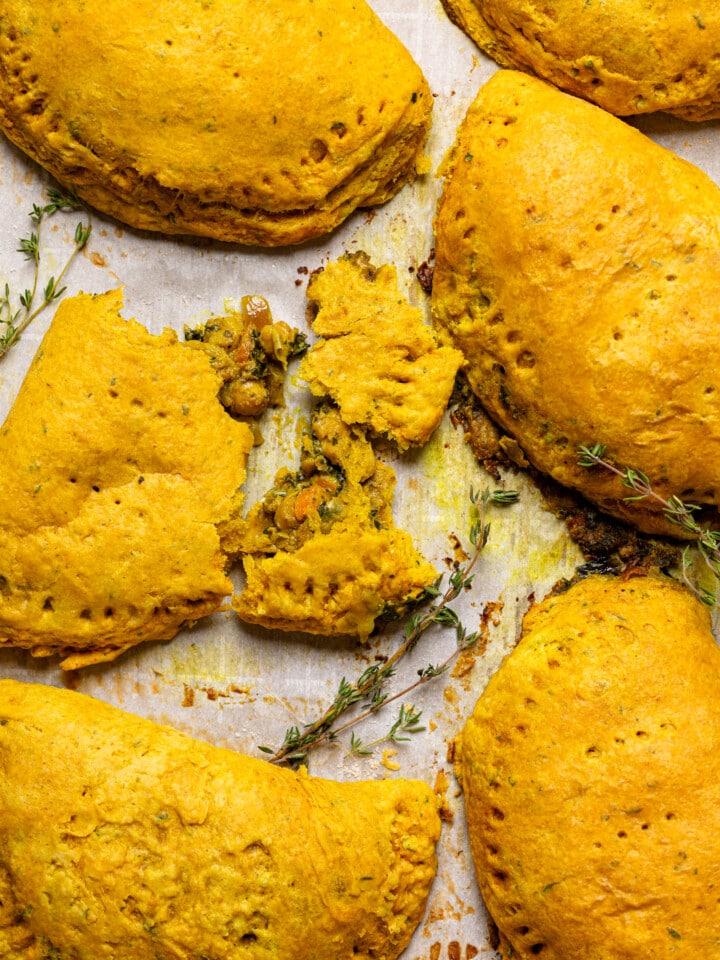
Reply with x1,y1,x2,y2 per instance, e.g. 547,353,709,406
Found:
432,70,720,536
0,679,441,960
0,0,432,246
440,0,720,119
234,404,437,639
300,253,464,451
460,572,720,960
0,289,254,669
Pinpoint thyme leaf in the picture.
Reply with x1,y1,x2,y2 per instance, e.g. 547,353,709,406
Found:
577,444,720,605
260,486,519,767
0,187,91,359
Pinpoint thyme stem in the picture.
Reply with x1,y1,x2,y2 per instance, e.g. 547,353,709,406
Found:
577,443,720,605
0,188,91,358
259,487,518,766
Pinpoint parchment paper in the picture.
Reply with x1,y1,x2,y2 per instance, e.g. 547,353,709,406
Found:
1,2,719,957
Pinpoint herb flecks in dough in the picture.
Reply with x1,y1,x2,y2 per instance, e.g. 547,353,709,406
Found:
0,290,254,669
233,403,437,640
300,252,464,451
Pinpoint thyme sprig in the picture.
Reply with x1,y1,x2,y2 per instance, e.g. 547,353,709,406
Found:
0,187,91,358
346,704,425,758
578,443,720,606
259,486,519,767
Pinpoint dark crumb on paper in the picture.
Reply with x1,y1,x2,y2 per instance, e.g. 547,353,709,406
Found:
62,669,81,690
417,255,435,294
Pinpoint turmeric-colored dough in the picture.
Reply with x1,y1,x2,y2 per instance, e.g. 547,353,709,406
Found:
234,405,437,639
0,290,254,669
0,679,441,960
460,573,720,959
0,0,432,246
441,0,720,119
432,71,720,536
300,253,464,451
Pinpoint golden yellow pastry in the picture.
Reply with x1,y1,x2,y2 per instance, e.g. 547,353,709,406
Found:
0,679,441,960
0,0,431,246
460,572,720,959
234,404,437,639
441,0,720,119
432,70,720,536
300,253,464,451
0,289,254,669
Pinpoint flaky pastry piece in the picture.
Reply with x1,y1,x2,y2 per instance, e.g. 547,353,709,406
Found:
0,680,441,960
233,404,437,639
432,70,720,536
0,290,254,669
460,572,720,959
0,0,432,246
300,253,464,451
441,0,720,119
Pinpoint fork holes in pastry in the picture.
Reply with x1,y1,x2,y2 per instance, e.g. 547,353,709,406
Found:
463,227,476,239
491,807,505,821
666,812,676,820
43,597,54,611
617,831,627,839
516,351,535,369
104,607,115,618
613,330,623,340
80,609,92,620
131,398,143,407
309,139,328,163
492,870,508,883
109,389,119,398
506,330,521,343
529,944,546,954
516,927,529,936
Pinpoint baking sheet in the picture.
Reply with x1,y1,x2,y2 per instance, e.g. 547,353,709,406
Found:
1,2,719,957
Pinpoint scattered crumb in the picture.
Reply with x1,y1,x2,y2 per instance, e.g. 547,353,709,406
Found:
381,748,401,771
